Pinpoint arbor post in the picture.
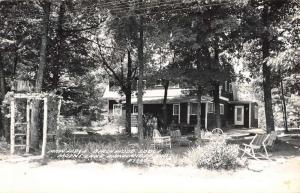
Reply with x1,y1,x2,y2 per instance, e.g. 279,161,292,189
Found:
41,97,48,157
10,97,15,155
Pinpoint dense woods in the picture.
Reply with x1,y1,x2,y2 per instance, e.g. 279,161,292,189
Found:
0,0,299,146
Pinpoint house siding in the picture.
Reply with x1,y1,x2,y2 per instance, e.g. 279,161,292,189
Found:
105,86,258,131
180,103,187,124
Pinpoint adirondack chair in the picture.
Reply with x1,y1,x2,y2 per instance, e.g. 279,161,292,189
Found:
152,129,171,149
241,133,270,160
170,130,192,146
266,131,277,151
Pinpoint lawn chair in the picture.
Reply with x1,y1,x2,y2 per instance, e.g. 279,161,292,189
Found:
266,131,277,151
152,129,171,149
240,133,270,160
170,129,192,147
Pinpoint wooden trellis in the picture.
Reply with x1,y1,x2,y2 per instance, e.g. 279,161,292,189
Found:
9,92,62,157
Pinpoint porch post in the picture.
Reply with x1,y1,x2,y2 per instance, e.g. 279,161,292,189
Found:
187,102,190,124
107,100,110,115
10,97,15,155
25,99,30,154
249,102,252,128
178,103,181,123
205,102,208,129
41,97,48,158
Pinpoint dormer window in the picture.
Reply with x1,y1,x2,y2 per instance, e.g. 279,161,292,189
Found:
169,82,180,88
224,81,228,92
133,80,147,90
113,104,122,116
154,80,163,88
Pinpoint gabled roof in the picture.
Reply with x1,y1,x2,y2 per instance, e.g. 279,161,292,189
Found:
102,85,213,104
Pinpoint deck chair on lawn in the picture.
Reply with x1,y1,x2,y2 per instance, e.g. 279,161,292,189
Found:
170,130,192,147
152,129,171,149
240,133,271,160
266,131,277,151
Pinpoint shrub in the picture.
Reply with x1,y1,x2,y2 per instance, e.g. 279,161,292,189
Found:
185,137,240,170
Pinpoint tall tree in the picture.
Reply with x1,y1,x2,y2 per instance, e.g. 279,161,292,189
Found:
30,1,51,150
137,11,144,141
241,0,298,133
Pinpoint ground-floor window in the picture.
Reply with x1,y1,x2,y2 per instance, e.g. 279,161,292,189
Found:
173,104,180,115
254,105,258,119
190,103,198,115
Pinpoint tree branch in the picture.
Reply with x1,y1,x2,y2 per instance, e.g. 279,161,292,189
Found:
98,50,123,86
64,25,100,33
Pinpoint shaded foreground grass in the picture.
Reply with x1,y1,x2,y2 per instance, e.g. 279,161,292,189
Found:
0,136,300,193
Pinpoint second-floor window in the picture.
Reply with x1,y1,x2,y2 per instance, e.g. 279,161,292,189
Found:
132,105,138,114
208,103,214,113
220,104,224,115
229,83,233,93
133,80,147,90
113,104,122,116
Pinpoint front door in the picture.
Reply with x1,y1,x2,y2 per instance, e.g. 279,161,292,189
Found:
234,106,244,125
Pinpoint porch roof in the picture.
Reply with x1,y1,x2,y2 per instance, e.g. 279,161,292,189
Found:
228,101,257,105
103,86,213,104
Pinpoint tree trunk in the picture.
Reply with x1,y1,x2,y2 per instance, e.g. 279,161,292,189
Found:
51,1,65,89
0,53,9,142
262,4,275,133
30,1,51,151
280,72,288,132
137,8,144,141
162,79,169,132
195,85,202,139
0,53,6,138
13,45,18,78
125,50,132,135
213,83,221,128
125,90,131,135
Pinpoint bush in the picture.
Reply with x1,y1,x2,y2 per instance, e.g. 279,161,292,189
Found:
185,137,240,170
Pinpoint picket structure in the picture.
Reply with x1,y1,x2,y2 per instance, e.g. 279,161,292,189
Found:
9,92,62,157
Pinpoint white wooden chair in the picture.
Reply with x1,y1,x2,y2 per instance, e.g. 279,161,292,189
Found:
152,129,171,149
266,131,277,150
170,129,192,146
240,133,275,160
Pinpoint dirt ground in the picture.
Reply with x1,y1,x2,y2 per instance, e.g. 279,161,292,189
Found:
0,138,299,193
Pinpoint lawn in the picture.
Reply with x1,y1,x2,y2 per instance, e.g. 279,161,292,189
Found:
0,135,299,193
